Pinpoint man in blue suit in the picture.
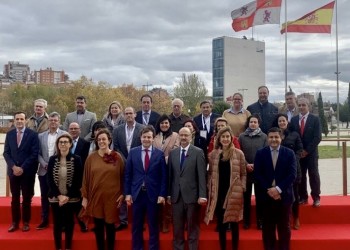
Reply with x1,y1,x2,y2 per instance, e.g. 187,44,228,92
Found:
135,94,161,128
125,126,167,250
254,127,296,250
3,111,40,232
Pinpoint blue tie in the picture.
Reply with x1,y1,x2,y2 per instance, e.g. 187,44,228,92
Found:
180,149,186,170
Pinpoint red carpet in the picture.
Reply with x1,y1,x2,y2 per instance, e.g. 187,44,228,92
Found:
0,196,350,250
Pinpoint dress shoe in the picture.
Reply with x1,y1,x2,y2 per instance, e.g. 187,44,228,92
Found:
115,223,128,231
299,199,308,205
313,199,321,207
257,220,263,230
293,218,300,230
36,221,49,230
8,223,19,232
243,223,250,230
80,225,89,232
22,223,30,232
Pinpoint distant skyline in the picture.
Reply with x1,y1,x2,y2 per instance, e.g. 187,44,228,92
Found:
0,0,349,103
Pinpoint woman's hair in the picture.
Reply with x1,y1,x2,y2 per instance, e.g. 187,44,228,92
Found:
94,128,112,150
214,117,228,134
183,119,199,134
155,114,173,137
214,126,234,161
55,133,73,157
108,101,123,117
272,113,296,131
244,114,261,129
91,121,107,140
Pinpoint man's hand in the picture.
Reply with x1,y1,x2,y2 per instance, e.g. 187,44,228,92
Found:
12,166,23,176
198,198,207,206
267,187,281,200
125,195,133,206
157,196,165,205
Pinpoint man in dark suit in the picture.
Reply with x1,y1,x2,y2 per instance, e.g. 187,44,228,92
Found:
125,126,167,250
254,127,296,250
193,100,220,162
135,94,161,128
291,97,322,207
63,95,97,140
113,106,145,231
167,127,207,250
68,121,90,232
37,112,67,230
3,111,40,232
247,86,278,134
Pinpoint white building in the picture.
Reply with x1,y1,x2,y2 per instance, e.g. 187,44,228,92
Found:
212,36,265,108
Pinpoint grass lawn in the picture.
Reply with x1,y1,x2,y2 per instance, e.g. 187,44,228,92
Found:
318,145,350,159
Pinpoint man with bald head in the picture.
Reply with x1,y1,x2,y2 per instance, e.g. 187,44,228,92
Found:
167,127,207,250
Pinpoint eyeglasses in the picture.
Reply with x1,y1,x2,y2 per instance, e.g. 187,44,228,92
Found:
58,141,70,145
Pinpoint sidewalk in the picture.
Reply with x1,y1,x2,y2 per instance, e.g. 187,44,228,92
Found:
1,134,349,196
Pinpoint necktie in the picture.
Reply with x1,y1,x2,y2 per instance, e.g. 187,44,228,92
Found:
71,139,77,154
300,116,305,137
144,113,149,125
272,150,278,169
180,149,186,170
144,149,150,171
17,130,22,147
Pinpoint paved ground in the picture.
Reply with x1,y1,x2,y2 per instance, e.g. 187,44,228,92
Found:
0,133,349,197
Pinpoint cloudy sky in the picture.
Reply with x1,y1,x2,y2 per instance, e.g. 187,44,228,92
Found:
0,0,349,103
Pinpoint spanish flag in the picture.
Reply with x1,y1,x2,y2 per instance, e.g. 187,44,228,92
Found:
281,1,335,34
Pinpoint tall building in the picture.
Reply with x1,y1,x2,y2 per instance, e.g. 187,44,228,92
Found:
3,61,30,83
212,36,265,107
34,67,66,84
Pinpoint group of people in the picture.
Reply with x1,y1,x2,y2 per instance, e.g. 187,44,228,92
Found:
2,86,322,250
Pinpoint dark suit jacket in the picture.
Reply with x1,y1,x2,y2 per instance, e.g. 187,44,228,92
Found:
168,145,207,204
254,146,296,205
290,114,321,156
3,128,40,177
113,122,145,159
73,137,90,167
193,113,220,144
124,146,167,203
135,110,161,128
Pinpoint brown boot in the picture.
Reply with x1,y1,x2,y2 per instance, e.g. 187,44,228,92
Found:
293,217,300,230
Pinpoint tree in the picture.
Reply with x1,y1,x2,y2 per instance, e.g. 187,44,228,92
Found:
212,101,230,115
317,92,329,137
173,73,208,116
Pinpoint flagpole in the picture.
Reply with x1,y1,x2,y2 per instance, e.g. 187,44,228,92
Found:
335,0,340,148
284,0,288,93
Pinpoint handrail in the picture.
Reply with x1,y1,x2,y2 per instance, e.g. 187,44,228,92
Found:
0,140,348,196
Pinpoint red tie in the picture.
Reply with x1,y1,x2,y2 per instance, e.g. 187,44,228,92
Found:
300,117,305,137
144,149,150,171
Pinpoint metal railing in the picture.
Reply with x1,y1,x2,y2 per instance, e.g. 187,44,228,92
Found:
0,140,349,197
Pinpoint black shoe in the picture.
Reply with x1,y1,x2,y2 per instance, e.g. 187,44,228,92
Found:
22,223,30,232
257,220,263,230
8,223,19,232
80,225,89,232
299,199,308,205
243,223,250,229
313,199,321,207
226,223,231,231
36,221,49,230
115,223,128,231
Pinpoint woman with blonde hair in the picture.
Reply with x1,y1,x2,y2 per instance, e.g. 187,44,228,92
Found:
205,127,246,250
102,101,125,134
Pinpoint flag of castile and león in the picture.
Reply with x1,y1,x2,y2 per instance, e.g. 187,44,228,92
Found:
231,0,282,32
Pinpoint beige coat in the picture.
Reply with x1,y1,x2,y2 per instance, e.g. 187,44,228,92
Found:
204,148,247,225
153,132,179,163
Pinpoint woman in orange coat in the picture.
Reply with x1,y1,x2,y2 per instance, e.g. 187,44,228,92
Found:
205,127,246,250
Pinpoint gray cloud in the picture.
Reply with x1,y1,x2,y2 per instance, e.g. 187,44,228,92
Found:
0,0,349,103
